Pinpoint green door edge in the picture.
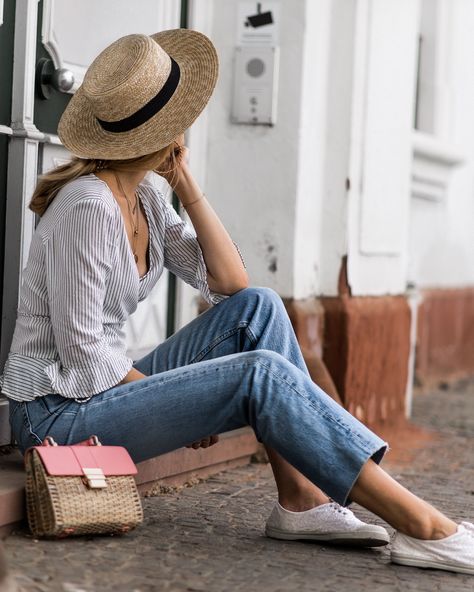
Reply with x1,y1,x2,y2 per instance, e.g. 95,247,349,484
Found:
0,0,17,328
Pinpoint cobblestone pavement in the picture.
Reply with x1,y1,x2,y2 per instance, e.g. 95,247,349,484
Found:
4,380,474,592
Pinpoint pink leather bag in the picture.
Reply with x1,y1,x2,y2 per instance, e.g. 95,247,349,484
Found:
24,435,144,538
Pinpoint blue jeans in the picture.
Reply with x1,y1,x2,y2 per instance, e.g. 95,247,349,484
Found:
8,287,387,506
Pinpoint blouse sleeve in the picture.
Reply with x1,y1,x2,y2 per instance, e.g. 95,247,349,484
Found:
162,196,246,306
43,198,134,397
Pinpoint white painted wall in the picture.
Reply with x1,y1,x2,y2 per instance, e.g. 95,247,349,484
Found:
292,0,331,299
202,0,473,298
206,0,355,300
345,0,421,296
206,0,306,298
407,0,474,289
318,0,357,296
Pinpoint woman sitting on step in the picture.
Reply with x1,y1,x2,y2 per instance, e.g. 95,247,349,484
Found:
1,30,473,576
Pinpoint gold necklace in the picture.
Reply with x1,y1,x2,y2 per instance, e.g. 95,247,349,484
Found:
113,171,140,262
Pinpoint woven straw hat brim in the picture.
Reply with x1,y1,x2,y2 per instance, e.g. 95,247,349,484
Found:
57,29,218,160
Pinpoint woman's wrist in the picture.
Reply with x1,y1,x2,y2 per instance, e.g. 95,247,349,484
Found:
181,193,205,209
174,166,206,208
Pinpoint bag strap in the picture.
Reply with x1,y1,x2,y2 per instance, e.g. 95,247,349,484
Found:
41,435,102,447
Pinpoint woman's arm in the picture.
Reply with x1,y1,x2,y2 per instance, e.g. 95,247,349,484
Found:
120,143,248,387
166,146,249,296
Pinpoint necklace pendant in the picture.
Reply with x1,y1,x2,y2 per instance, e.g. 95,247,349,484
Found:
134,229,139,235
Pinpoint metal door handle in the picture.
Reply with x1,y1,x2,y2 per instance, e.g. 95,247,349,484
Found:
36,58,75,99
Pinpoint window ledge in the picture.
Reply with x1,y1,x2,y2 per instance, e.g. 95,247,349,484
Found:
412,130,465,202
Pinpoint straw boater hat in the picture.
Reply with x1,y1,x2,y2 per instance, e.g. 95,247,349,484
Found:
58,29,219,160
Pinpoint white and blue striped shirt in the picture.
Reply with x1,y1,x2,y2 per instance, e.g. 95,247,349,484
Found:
0,173,243,403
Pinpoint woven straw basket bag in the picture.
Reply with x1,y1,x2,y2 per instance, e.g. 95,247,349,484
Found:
24,435,143,538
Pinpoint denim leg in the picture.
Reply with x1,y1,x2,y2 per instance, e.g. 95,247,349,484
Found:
133,287,310,377
17,287,388,506
65,348,387,506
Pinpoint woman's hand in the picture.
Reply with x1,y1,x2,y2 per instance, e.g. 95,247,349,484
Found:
157,132,249,294
157,133,188,189
186,435,220,450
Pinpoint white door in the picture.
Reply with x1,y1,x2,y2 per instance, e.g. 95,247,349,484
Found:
0,0,184,445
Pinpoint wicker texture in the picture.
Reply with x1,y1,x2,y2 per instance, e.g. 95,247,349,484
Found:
25,449,143,538
58,29,219,160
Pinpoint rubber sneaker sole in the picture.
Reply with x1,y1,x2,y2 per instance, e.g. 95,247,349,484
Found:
265,525,390,547
391,553,474,575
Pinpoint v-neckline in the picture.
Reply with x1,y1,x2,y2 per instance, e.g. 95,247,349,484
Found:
90,173,153,281
134,188,152,281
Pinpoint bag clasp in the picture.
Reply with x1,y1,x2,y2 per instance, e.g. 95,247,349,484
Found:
82,467,108,489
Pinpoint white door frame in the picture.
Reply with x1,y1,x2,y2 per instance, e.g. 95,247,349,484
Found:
0,0,42,445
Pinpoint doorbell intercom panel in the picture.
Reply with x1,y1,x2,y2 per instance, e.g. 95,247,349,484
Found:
231,45,279,125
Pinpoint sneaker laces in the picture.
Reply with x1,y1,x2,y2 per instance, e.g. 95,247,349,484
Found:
328,501,350,516
461,521,474,537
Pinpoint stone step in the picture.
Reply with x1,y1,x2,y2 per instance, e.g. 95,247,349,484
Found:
0,427,259,538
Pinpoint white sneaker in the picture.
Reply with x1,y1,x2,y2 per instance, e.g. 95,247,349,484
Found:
265,501,390,547
391,521,474,575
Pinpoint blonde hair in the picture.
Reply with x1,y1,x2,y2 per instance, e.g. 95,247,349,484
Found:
29,142,181,217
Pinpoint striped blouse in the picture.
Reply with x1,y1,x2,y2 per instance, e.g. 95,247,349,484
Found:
0,173,244,403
